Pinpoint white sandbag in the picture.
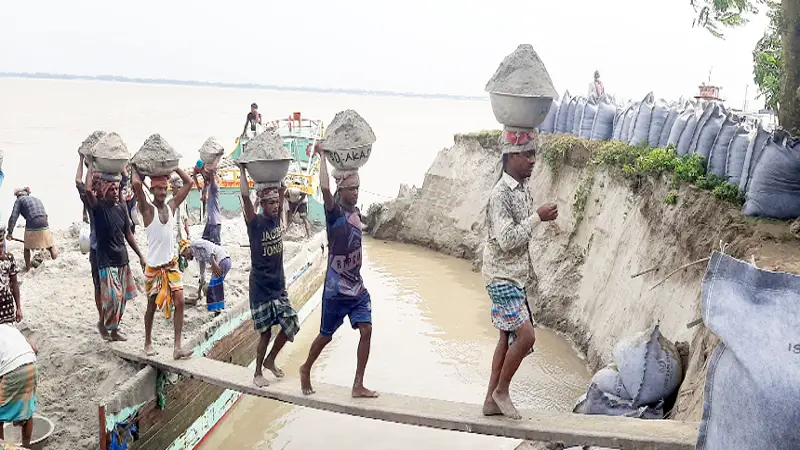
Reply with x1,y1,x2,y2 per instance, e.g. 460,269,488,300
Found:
572,97,587,136
579,99,598,139
573,383,664,419
628,93,655,146
658,107,680,148
743,132,800,219
724,126,752,186
647,99,670,147
740,123,771,192
564,97,579,135
688,103,726,158
591,97,617,141
613,325,683,407
675,109,701,156
554,91,573,134
592,365,631,399
539,99,559,134
707,115,740,177
619,106,636,143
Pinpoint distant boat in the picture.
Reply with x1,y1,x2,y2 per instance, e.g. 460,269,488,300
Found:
185,113,326,226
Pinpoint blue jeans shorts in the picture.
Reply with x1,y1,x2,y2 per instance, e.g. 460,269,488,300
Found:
320,291,371,337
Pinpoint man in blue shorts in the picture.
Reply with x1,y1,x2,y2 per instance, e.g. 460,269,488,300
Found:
300,143,377,398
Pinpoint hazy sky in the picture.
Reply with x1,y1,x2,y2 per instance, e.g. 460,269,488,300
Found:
0,0,770,109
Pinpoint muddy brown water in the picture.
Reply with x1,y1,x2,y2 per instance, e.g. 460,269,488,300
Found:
198,238,590,449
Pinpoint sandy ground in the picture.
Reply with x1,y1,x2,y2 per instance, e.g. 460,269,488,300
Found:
6,215,313,449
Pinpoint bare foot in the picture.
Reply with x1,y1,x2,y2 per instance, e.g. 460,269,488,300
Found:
352,385,379,398
144,345,158,356
98,322,111,341
300,364,315,395
482,398,503,416
263,359,285,378
253,375,270,387
491,390,521,419
110,330,128,342
173,348,193,360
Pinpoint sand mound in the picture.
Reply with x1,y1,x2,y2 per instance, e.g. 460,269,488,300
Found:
321,110,376,151
199,137,225,162
237,130,290,163
131,133,182,175
77,131,107,156
485,44,558,97
92,132,130,160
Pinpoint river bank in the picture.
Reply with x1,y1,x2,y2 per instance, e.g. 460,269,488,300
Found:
366,131,800,426
9,217,312,449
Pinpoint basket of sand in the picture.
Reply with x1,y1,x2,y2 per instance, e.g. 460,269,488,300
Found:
199,137,225,164
320,109,375,171
235,130,291,184
89,132,130,174
78,130,107,168
131,134,183,177
485,44,558,129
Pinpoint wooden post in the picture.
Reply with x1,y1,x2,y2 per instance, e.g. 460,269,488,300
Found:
98,405,108,450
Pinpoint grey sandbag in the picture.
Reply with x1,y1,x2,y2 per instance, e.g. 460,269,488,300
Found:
612,104,629,141
554,91,573,134
724,126,752,186
573,383,664,419
706,115,740,177
743,132,800,219
572,97,587,136
648,99,670,147
696,252,800,450
539,98,559,134
619,105,636,143
565,97,579,135
657,105,680,148
739,123,771,192
628,93,654,146
675,109,701,156
591,96,617,141
579,98,598,139
688,102,726,157
666,107,693,148
613,325,683,407
592,365,631,399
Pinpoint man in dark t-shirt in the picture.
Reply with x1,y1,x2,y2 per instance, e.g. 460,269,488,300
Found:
241,103,262,138
84,170,145,342
239,166,299,388
299,143,377,399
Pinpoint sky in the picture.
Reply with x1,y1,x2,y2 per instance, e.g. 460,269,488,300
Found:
0,0,771,110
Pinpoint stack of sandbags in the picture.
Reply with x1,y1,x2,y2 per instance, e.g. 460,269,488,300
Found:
320,109,376,173
743,131,800,218
236,128,292,187
554,91,573,134
199,137,225,165
78,130,107,168
89,132,130,174
688,102,727,158
485,44,558,137
131,134,182,177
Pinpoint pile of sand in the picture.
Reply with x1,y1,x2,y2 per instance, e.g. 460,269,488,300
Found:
77,131,107,156
199,137,225,163
321,110,376,151
131,134,182,176
237,130,290,163
484,44,557,97
91,132,130,160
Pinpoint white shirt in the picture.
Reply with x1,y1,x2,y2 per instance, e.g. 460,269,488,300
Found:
0,324,36,377
146,205,176,267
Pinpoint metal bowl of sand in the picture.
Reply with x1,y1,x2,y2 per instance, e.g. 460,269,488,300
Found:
244,159,292,184
324,145,372,171
489,93,554,129
2,414,55,450
93,157,128,174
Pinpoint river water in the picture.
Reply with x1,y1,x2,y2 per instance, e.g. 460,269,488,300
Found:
198,238,590,449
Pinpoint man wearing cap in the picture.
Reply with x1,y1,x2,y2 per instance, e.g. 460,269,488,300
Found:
132,169,194,359
300,143,376,398
242,103,262,138
7,188,57,271
481,130,557,419
238,166,299,387
85,169,146,341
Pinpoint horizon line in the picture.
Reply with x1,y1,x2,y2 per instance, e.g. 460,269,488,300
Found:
0,72,488,101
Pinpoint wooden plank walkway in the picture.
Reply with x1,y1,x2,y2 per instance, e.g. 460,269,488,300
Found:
111,344,698,450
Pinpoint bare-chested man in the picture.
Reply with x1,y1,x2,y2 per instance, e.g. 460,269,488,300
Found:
132,169,194,359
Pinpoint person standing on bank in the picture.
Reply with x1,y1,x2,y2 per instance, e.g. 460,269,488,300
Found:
482,132,557,419
7,188,57,271
132,169,194,359
588,70,605,98
238,166,299,388
242,103,262,138
300,143,377,398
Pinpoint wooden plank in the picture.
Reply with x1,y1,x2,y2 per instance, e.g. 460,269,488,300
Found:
111,344,698,450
